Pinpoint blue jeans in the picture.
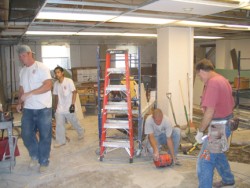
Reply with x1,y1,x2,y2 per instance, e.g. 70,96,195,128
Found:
155,127,181,157
197,125,234,188
21,108,52,166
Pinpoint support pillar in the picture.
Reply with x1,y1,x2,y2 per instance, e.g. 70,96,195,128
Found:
157,27,194,126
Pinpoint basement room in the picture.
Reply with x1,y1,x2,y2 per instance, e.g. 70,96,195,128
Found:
0,0,250,188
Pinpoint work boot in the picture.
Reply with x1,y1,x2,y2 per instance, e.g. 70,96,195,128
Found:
39,165,49,173
78,133,84,140
54,142,66,148
174,158,181,166
29,158,38,168
213,180,235,188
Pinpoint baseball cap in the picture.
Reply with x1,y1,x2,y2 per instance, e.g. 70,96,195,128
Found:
17,45,35,54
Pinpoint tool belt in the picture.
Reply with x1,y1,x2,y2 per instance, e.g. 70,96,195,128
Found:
228,117,239,131
207,114,239,153
207,120,228,153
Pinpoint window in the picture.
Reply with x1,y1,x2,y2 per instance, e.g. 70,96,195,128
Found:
42,45,71,70
115,46,139,68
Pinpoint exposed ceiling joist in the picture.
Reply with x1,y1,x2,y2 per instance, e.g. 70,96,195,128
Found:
1,0,250,44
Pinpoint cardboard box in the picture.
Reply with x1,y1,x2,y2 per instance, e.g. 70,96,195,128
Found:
234,77,249,89
72,67,98,82
79,95,96,105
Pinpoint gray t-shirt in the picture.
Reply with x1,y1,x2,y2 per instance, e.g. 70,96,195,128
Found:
144,115,173,137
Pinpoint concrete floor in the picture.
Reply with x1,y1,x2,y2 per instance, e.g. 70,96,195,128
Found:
1,115,250,188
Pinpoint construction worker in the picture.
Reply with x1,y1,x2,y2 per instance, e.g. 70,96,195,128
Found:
16,45,52,173
195,59,235,188
144,108,181,165
53,66,84,148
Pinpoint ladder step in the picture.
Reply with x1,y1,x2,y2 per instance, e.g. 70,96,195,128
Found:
106,85,126,91
103,140,130,148
104,120,129,129
107,68,126,74
105,102,128,110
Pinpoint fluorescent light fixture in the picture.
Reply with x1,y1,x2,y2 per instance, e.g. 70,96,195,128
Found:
178,21,223,27
225,24,250,29
37,11,175,25
36,12,114,21
78,32,157,37
26,31,157,37
110,16,175,24
121,33,157,37
172,0,239,8
194,36,224,39
26,31,76,35
77,32,121,36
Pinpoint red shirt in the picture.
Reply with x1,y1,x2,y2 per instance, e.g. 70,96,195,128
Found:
201,74,234,118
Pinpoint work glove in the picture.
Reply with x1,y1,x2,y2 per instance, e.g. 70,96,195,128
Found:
69,104,75,113
153,151,159,161
195,129,204,144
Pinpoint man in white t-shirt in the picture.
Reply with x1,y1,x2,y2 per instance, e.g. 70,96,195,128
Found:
144,108,181,165
53,66,84,148
16,45,52,173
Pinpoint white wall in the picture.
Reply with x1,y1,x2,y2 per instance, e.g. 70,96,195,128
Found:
70,44,98,67
70,40,157,68
141,42,157,64
216,39,250,70
194,39,250,106
1,37,157,99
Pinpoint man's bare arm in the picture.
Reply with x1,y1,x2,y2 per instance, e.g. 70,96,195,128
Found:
199,107,215,132
21,79,52,101
148,133,159,160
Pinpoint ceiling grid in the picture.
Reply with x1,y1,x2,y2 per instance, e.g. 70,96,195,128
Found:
0,0,250,44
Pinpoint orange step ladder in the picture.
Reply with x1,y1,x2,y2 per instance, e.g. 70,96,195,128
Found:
99,49,134,163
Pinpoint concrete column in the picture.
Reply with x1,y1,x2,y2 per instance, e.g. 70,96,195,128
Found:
157,27,194,126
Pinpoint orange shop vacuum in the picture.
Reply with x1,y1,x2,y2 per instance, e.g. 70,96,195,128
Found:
154,153,172,168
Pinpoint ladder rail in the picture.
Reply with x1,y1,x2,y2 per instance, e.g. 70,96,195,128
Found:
124,52,134,158
100,52,111,156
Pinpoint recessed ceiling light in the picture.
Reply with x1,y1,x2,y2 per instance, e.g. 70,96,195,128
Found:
194,36,224,39
26,31,157,37
121,33,157,37
172,0,237,8
36,12,114,22
26,31,76,35
178,21,223,27
36,11,176,25
225,24,250,29
110,16,176,25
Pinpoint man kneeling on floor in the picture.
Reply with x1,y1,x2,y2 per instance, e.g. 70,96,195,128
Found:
144,108,181,165
53,66,84,148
